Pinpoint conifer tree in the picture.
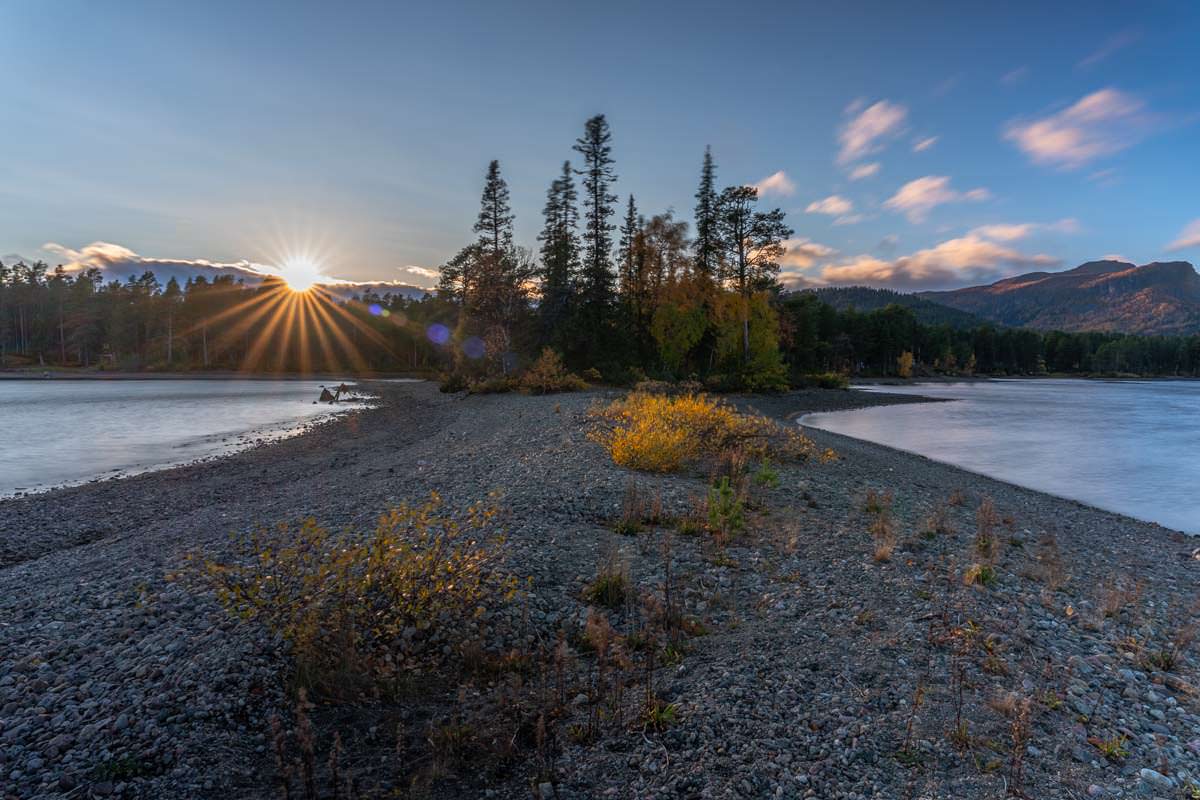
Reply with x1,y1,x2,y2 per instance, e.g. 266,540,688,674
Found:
474,159,514,258
617,194,639,300
537,161,580,346
693,146,719,279
572,114,618,362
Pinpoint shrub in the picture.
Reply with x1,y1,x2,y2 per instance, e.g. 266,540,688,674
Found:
707,477,746,542
467,375,517,394
519,348,588,394
439,372,468,393
582,367,603,384
200,494,516,696
589,391,829,473
802,372,850,390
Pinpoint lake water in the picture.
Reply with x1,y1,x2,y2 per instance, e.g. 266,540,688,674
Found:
801,379,1200,534
0,379,365,496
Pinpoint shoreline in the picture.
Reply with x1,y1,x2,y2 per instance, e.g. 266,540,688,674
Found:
1,383,1198,799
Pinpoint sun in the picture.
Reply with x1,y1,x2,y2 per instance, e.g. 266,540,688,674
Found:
277,258,325,292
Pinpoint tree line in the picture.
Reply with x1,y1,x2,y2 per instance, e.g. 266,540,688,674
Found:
5,112,1200,382
779,291,1200,378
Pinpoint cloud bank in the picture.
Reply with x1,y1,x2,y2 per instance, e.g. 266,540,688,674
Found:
36,241,430,296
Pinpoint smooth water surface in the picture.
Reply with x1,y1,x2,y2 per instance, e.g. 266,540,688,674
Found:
0,379,364,496
802,379,1200,534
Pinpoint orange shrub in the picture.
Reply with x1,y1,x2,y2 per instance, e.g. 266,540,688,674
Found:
589,391,831,473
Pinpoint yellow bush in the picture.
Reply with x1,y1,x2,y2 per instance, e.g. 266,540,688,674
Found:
200,494,517,697
519,347,588,394
589,391,830,473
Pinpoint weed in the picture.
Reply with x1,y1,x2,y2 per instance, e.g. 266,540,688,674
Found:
963,563,997,588
641,696,679,730
926,502,953,536
615,481,646,536
863,488,893,515
585,557,631,610
1007,696,1032,797
1089,734,1129,762
974,497,1000,563
870,510,896,562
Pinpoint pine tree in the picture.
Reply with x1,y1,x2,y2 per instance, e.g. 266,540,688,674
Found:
537,161,580,346
693,146,719,279
572,114,618,361
617,194,639,299
474,160,514,258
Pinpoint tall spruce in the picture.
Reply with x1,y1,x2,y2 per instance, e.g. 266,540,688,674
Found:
617,194,639,299
572,114,618,357
537,161,580,345
693,147,719,278
474,159,515,258
716,185,793,362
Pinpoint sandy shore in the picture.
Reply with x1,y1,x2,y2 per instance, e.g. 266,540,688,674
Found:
1,382,1197,799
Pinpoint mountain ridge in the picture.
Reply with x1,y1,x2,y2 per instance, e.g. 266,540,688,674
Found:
918,259,1200,336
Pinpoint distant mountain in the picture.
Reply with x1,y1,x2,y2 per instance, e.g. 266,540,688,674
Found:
919,260,1200,336
806,286,987,328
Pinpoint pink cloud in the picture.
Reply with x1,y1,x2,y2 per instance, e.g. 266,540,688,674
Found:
752,170,796,197
838,100,907,164
1167,219,1200,252
883,176,990,223
848,162,880,180
1004,88,1155,170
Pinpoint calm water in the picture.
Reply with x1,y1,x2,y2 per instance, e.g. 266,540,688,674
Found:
0,379,364,496
802,379,1200,534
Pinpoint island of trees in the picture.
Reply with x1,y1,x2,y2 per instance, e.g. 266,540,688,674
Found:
5,113,1200,382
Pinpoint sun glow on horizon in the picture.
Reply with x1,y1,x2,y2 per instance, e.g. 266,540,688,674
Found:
276,257,326,292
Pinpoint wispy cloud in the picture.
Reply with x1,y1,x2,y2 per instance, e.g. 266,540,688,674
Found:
818,229,1059,289
1004,88,1156,170
805,195,853,216
912,136,938,153
848,162,880,181
1167,219,1200,252
1000,66,1030,86
752,170,796,197
969,219,1080,242
883,176,990,223
1078,29,1141,69
838,99,907,164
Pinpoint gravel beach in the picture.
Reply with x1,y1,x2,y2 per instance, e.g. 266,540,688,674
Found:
1,381,1198,800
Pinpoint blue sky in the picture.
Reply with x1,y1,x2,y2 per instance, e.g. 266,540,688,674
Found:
1,0,1198,290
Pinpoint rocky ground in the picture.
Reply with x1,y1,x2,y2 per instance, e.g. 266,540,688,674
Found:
1,381,1198,799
